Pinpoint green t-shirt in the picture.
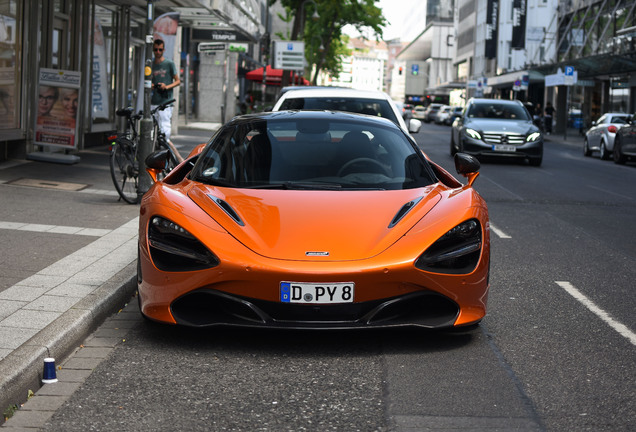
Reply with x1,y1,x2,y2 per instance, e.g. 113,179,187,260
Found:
151,59,178,105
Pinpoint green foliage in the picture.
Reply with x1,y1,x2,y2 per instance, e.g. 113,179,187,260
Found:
3,404,18,421
271,0,387,83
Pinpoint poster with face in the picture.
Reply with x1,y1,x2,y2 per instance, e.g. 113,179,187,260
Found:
35,68,81,149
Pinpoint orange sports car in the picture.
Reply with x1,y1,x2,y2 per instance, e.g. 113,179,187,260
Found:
138,110,489,329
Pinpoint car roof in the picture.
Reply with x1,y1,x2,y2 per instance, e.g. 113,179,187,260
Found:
277,87,393,100
230,109,399,128
469,98,523,106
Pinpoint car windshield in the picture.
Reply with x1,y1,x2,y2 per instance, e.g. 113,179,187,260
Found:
467,102,531,120
191,116,436,191
278,97,399,125
610,115,630,124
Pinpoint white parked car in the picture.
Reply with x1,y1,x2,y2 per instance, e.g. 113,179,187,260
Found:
435,105,452,125
272,88,422,135
583,113,631,160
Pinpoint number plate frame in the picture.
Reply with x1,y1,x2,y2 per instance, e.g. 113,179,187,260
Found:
280,282,355,304
492,144,516,152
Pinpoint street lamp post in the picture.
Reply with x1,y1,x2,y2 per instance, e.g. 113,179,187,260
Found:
138,0,155,201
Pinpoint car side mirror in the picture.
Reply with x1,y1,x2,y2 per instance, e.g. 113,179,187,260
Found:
145,149,170,182
409,118,422,133
454,153,480,186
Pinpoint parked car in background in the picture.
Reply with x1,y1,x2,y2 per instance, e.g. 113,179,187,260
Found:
450,98,543,166
448,106,464,126
412,105,427,120
272,88,422,134
423,103,443,123
583,113,631,160
435,105,451,125
613,113,636,164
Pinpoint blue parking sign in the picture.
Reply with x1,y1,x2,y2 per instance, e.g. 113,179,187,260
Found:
565,66,574,76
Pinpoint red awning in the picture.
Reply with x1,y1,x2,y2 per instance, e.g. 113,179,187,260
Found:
245,66,310,86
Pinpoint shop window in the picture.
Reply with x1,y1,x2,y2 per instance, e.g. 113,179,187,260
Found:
0,0,21,131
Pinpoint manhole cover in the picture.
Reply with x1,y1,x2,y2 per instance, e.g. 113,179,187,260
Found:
7,178,89,191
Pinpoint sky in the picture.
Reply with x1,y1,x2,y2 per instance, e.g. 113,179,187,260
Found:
344,0,424,41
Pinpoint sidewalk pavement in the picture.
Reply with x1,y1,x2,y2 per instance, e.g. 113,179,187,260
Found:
0,124,217,420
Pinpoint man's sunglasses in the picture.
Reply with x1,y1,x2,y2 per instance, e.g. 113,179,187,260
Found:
153,48,164,52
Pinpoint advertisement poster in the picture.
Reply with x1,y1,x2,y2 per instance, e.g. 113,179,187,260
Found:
92,18,109,120
35,68,81,149
511,0,527,49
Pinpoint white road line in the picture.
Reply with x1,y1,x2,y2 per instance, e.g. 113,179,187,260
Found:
587,185,634,201
556,281,636,346
489,223,512,239
0,221,112,237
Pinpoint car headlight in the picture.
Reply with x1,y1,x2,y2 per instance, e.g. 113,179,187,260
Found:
148,216,219,272
415,219,482,274
526,132,541,142
465,128,481,140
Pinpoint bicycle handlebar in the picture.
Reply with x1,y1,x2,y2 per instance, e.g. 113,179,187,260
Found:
150,99,176,115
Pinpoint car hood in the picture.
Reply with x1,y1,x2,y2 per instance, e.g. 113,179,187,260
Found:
466,119,534,134
188,184,443,261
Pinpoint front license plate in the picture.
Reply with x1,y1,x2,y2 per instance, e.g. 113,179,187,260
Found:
280,282,354,304
492,144,516,152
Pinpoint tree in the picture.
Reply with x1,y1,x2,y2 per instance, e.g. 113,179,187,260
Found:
272,0,387,85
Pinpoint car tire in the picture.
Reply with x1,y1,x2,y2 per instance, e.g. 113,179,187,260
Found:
450,133,457,156
528,154,542,166
613,136,627,165
600,140,610,160
583,138,591,157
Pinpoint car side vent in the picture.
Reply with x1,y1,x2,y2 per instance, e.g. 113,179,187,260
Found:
207,194,245,226
389,197,423,228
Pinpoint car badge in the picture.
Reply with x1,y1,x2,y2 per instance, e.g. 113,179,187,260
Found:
501,135,508,144
306,251,329,256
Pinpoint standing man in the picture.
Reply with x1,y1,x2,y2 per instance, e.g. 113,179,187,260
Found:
544,102,555,135
151,38,183,161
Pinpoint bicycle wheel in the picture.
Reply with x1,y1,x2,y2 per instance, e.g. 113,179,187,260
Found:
109,138,139,204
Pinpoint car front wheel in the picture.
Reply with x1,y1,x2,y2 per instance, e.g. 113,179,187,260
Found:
583,138,591,157
600,140,610,160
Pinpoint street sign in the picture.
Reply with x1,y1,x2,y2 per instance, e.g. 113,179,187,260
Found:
198,42,226,52
272,41,305,71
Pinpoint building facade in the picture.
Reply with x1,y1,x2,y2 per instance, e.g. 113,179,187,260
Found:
0,0,265,162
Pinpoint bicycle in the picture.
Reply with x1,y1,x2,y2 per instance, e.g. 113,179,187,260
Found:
109,99,180,204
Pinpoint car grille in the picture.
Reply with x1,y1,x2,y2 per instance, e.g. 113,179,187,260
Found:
483,132,525,145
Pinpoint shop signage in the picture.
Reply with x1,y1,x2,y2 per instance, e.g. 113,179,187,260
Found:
272,41,305,71
198,42,226,52
192,29,252,43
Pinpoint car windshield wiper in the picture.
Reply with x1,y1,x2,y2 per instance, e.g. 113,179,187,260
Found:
246,181,343,190
194,176,237,187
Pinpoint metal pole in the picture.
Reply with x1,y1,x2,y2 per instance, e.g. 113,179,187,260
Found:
563,85,570,141
138,0,154,201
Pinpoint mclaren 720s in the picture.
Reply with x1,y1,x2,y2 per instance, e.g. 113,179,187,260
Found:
138,110,490,330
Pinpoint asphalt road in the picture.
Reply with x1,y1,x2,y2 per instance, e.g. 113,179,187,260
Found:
26,122,636,431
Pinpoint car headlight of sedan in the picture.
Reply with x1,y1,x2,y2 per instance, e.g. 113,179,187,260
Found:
464,128,481,140
148,216,219,272
415,219,482,274
526,132,541,142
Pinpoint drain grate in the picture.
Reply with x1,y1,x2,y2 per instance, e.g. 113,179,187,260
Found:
7,178,89,191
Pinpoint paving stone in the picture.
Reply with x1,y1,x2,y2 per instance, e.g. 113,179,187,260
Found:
20,395,68,412
36,381,82,397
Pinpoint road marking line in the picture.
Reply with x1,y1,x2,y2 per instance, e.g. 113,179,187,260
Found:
587,185,633,201
0,221,112,237
490,223,511,239
556,281,636,346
